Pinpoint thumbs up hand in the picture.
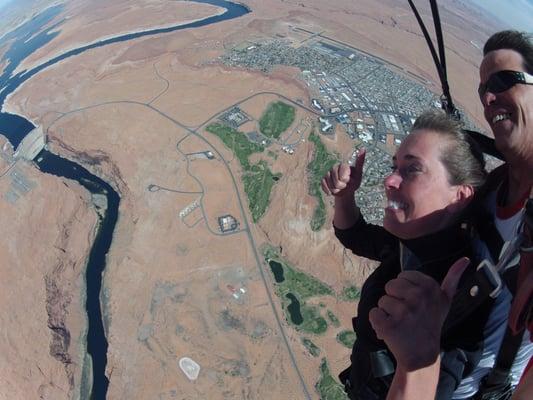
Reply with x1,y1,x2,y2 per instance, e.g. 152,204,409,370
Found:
369,257,470,371
321,148,366,198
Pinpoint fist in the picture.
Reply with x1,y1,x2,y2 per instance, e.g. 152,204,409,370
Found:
369,257,470,371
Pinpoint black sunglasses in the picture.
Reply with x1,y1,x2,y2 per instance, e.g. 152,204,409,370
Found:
478,70,533,98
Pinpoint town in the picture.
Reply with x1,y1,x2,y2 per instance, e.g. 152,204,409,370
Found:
220,36,480,223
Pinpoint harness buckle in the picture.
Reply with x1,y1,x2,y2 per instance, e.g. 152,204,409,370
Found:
476,259,503,298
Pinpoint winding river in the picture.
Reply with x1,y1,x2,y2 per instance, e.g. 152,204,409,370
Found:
0,1,250,398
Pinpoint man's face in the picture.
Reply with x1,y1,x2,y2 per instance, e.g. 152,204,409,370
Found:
479,49,533,164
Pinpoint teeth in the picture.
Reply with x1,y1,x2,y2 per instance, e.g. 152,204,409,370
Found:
492,113,510,124
388,200,407,210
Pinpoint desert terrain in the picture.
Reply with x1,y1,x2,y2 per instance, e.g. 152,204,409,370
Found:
1,0,505,399
0,140,98,399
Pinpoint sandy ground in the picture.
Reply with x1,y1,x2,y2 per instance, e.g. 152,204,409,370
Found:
0,156,97,399
13,0,225,75
2,0,504,398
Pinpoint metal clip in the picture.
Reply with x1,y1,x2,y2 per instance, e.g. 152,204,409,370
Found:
476,259,503,298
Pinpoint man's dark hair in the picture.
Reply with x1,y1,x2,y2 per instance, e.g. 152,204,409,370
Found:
483,30,533,74
412,109,487,190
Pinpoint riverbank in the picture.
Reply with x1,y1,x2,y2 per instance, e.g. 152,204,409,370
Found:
13,1,227,76
0,155,99,398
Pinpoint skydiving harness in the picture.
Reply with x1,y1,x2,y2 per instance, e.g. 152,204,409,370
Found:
469,198,533,400
406,1,531,398
441,171,531,400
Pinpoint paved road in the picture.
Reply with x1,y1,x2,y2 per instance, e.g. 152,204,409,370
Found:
44,84,314,399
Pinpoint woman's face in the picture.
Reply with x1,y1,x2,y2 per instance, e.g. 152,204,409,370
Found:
383,130,463,240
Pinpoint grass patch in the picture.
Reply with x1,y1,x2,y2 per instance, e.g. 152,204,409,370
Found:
299,305,328,334
316,358,349,400
259,101,295,139
341,286,361,302
327,310,340,327
264,245,333,334
206,123,263,169
337,330,356,349
206,123,279,222
242,161,282,222
302,337,321,357
267,150,278,159
307,131,339,231
265,247,334,299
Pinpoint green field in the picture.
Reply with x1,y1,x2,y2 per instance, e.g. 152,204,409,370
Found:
302,337,321,357
206,123,264,169
206,123,279,222
341,285,361,302
307,132,339,231
242,161,282,222
337,330,356,348
265,247,334,299
264,246,333,334
259,101,296,139
299,305,328,334
316,358,349,400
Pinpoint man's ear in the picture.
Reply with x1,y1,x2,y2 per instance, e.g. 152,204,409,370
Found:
447,185,474,213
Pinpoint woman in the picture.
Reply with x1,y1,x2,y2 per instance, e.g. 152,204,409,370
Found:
321,109,490,399
375,196,532,400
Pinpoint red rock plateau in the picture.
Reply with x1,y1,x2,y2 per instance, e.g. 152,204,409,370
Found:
1,0,503,398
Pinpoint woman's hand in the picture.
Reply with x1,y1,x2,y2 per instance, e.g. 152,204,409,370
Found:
369,257,470,371
321,148,366,198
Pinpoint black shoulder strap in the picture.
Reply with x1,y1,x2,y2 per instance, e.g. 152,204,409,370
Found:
442,264,502,335
471,165,508,262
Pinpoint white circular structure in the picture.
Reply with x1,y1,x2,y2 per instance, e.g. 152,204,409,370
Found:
179,357,201,381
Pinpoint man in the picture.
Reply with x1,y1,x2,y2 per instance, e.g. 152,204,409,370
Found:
370,30,533,399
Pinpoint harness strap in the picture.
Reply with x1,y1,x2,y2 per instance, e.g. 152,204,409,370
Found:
442,264,506,335
475,193,532,398
473,327,525,400
509,197,533,334
472,165,509,262
443,168,510,333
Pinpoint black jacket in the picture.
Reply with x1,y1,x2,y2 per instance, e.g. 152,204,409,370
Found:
335,216,494,400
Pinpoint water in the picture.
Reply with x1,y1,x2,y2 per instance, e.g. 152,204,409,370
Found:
0,1,250,398
286,293,303,325
36,150,118,399
0,5,63,146
268,260,285,283
0,0,250,148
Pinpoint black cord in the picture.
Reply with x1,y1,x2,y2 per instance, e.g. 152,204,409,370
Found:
406,0,445,86
406,0,502,160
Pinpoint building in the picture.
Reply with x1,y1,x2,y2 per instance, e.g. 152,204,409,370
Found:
218,215,239,233
319,117,333,133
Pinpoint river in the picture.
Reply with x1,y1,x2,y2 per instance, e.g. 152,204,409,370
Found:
0,1,250,399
